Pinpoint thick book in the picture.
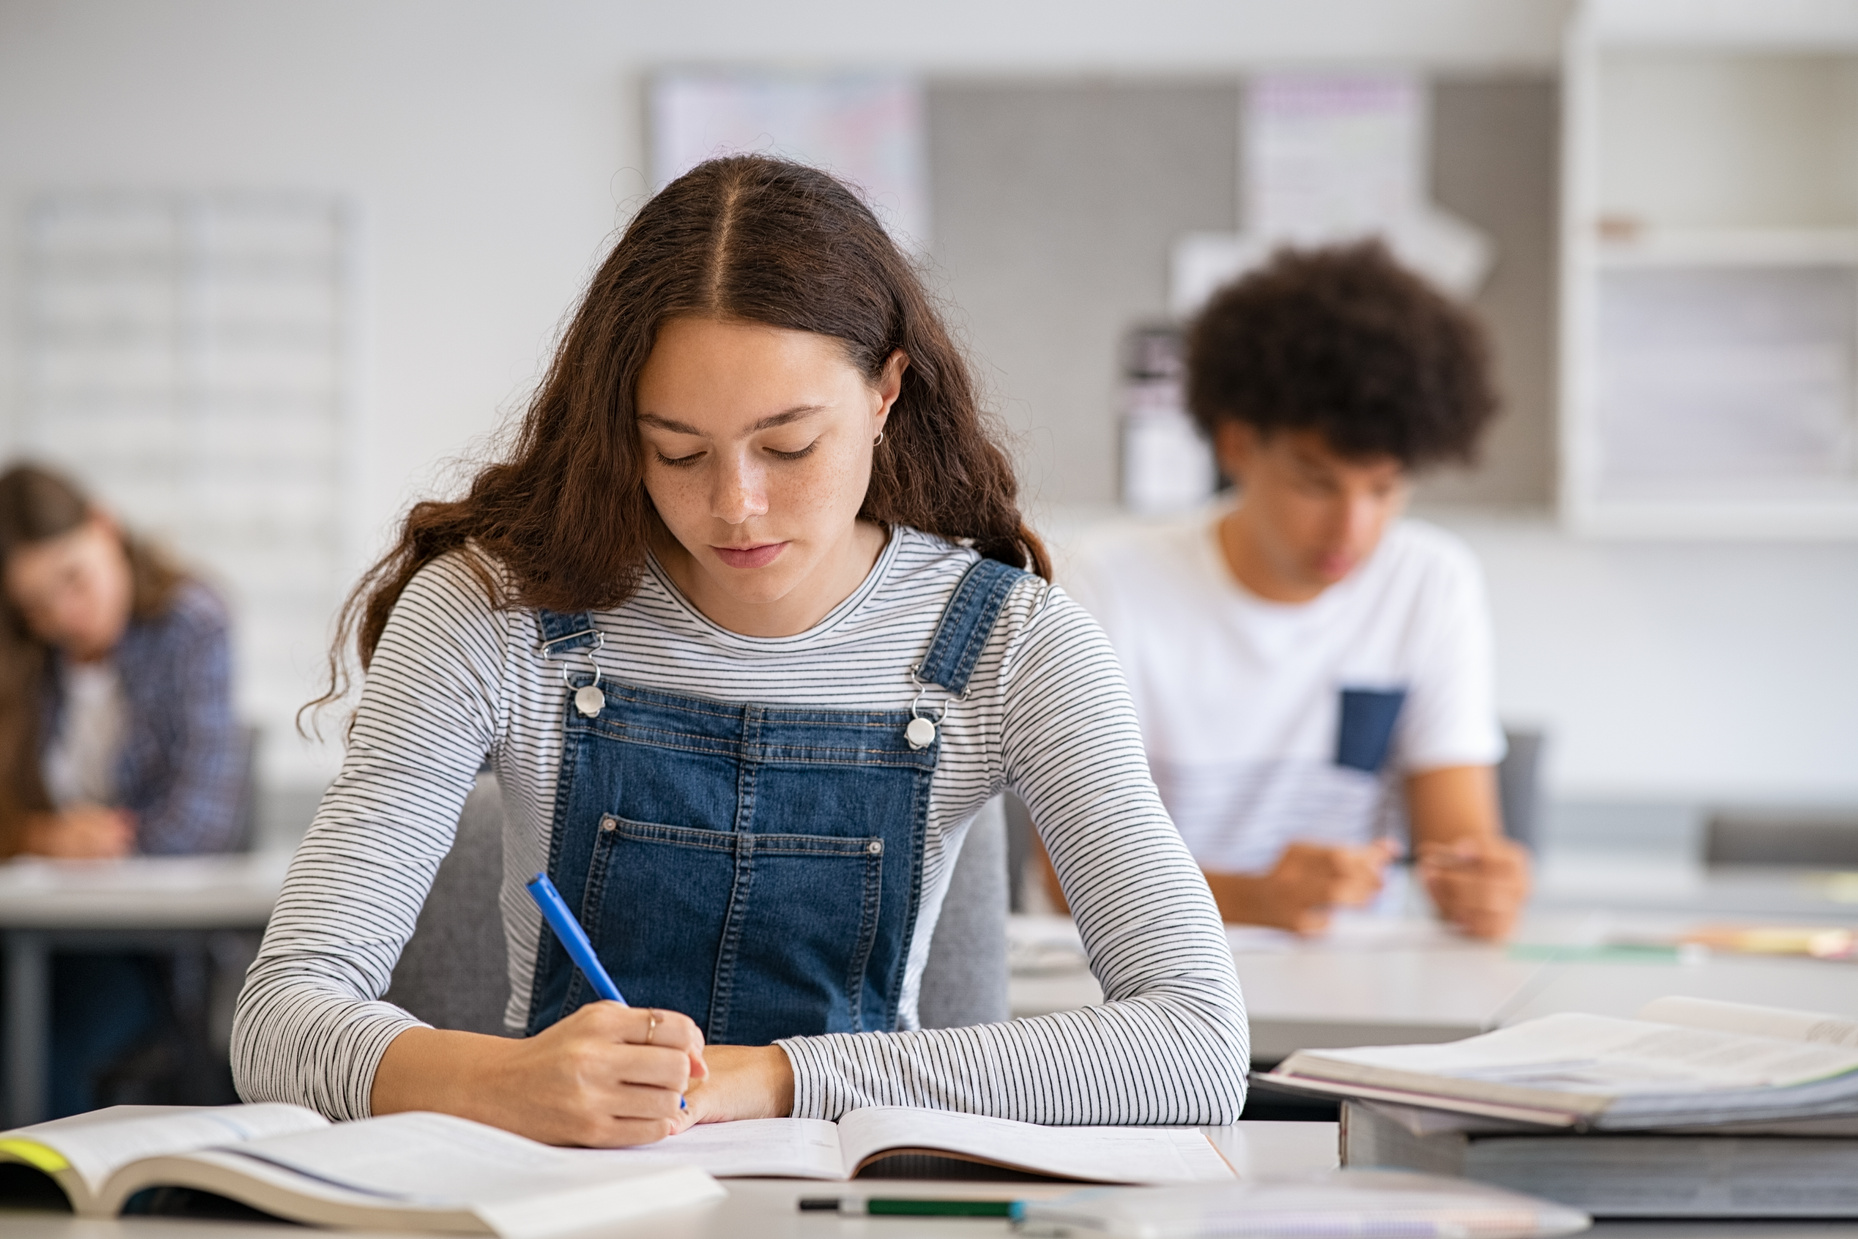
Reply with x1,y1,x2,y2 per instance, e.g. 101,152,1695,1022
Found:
588,1106,1234,1183
0,1104,720,1235
1265,997,1858,1130
1341,1099,1858,1218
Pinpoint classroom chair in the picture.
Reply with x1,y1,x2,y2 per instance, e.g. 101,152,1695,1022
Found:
1704,811,1858,868
385,776,1014,1034
1497,727,1545,853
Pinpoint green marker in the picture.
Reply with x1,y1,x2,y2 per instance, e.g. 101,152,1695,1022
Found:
798,1196,1020,1217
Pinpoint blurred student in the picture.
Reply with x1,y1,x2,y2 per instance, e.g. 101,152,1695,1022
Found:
1068,243,1529,940
0,462,243,1114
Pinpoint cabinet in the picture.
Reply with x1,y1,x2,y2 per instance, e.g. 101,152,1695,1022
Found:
1561,0,1858,536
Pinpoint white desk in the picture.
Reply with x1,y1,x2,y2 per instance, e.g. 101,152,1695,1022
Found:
3,1123,1856,1237
0,854,286,1126
1010,874,1858,1065
0,1121,1338,1237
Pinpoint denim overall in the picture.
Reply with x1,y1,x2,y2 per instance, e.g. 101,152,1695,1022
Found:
523,556,1026,1046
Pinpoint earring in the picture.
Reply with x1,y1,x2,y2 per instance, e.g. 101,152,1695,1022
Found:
874,430,885,446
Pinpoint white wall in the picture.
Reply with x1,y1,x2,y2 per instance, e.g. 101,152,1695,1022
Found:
1431,508,1858,805
8,0,1855,807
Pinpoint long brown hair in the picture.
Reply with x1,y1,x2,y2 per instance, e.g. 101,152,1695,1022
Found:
318,155,1048,712
0,463,187,853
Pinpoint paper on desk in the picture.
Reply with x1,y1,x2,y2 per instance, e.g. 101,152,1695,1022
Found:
1639,996,1858,1047
839,1107,1233,1184
1015,1171,1590,1239
1305,1012,1858,1096
589,1117,846,1178
593,1109,1233,1184
218,1111,716,1205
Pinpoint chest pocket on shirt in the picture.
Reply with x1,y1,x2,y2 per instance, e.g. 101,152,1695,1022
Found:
1335,687,1408,774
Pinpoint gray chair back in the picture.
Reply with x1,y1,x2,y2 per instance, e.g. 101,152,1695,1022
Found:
1705,812,1858,867
385,774,511,1035
918,802,1011,1029
385,776,1012,1035
1497,727,1546,852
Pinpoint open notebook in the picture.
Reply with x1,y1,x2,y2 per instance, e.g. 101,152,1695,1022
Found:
0,1105,719,1236
596,1106,1234,1182
1266,997,1858,1131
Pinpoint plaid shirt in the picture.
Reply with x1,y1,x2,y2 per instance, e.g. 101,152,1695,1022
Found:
44,582,243,854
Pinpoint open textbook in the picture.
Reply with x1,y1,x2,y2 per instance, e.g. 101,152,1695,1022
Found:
592,1106,1233,1183
0,1105,720,1236
1267,997,1858,1130
0,1101,1228,1231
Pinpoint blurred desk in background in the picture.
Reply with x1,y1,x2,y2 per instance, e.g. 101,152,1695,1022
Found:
0,854,286,1126
1535,854,1858,921
1010,866,1858,1067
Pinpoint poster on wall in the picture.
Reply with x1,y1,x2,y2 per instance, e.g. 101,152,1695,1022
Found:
1171,73,1492,316
649,72,928,250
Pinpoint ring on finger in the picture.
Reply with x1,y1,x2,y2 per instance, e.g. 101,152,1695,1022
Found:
645,1008,658,1045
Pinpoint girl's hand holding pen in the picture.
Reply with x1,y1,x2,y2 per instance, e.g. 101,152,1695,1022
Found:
371,1005,707,1148
489,1001,707,1146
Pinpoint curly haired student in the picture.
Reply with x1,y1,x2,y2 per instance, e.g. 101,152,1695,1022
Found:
1069,242,1529,941
231,156,1248,1145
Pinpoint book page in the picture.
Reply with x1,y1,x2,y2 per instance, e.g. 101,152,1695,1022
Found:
1298,1013,1858,1100
836,1107,1233,1184
105,1116,721,1237
2,1104,326,1196
580,1118,845,1179
202,1112,713,1205
1639,997,1858,1048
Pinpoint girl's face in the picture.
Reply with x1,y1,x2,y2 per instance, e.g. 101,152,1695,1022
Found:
4,516,136,662
636,316,905,636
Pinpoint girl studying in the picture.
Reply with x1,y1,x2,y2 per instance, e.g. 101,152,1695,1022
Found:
231,156,1248,1145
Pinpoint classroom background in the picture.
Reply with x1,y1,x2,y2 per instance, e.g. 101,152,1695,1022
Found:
3,0,1858,1104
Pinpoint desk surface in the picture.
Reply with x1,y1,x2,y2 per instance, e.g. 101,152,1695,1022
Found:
1011,888,1858,1062
3,1122,1856,1238
0,853,286,930
0,1121,1338,1238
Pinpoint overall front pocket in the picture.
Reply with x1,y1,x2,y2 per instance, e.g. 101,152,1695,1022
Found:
577,817,884,1043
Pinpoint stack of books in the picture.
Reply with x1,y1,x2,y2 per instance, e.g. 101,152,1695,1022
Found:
1265,997,1858,1217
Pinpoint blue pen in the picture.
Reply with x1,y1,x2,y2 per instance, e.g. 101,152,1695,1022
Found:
525,872,687,1110
525,872,627,1003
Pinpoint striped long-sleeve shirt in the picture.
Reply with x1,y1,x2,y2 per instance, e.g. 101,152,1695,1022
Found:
231,525,1249,1125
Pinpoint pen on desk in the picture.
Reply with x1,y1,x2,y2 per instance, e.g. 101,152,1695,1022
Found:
798,1197,1020,1218
525,872,686,1110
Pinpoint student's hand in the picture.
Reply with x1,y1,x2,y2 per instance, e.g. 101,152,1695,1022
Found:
21,805,135,858
1417,835,1531,940
1207,839,1398,935
681,1044,795,1125
372,1002,708,1147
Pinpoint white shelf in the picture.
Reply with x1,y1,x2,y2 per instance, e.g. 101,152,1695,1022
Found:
1559,0,1858,541
1595,227,1858,268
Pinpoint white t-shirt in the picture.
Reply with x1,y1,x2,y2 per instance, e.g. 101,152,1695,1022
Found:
1066,510,1504,873
43,659,127,808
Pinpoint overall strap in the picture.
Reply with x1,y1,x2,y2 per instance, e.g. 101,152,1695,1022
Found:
914,556,1030,696
535,608,600,656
